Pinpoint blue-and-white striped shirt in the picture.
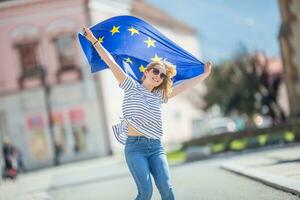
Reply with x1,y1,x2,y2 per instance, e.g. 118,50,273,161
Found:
112,75,168,145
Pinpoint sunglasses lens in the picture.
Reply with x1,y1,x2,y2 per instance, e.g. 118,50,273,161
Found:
152,68,159,75
151,68,167,80
160,74,167,79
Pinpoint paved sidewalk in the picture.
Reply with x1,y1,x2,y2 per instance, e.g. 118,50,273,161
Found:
221,144,300,196
1,150,300,200
0,154,125,200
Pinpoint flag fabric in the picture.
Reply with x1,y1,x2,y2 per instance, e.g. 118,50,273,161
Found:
78,15,204,84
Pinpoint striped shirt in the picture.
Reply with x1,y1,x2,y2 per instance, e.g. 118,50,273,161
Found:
112,75,168,145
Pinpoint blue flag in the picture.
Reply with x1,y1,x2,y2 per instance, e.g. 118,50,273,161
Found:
78,15,204,84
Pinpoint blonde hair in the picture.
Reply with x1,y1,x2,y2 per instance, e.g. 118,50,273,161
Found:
141,60,177,101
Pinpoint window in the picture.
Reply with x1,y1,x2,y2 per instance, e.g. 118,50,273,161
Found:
55,35,75,68
54,35,81,82
16,42,45,89
17,43,38,71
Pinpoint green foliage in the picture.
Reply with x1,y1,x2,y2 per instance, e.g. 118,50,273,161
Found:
258,134,268,146
284,131,295,142
204,48,261,117
166,149,185,162
211,143,225,153
229,139,247,150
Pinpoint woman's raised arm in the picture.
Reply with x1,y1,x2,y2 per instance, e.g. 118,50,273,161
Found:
168,61,212,99
82,27,126,84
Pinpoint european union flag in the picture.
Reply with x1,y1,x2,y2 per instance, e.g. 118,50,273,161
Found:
78,15,204,84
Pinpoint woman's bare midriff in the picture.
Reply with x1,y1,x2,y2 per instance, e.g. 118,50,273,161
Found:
128,123,144,136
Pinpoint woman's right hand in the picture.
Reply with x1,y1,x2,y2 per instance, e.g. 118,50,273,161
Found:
82,27,98,44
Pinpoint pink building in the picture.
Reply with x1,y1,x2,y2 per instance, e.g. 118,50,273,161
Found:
0,0,89,91
0,0,111,170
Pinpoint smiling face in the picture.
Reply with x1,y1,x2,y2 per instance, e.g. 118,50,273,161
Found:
141,61,177,98
144,64,167,87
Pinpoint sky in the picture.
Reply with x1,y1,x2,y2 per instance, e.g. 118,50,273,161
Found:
146,0,281,63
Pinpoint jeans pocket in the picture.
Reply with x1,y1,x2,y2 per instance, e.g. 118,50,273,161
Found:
125,137,138,146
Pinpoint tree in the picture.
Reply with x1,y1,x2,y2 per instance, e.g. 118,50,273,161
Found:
188,48,286,125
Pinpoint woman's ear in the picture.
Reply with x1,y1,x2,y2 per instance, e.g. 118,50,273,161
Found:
144,70,150,77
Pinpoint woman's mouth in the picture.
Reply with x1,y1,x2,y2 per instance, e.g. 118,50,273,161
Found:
152,77,159,83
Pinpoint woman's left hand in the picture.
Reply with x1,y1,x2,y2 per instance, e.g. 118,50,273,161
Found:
203,61,212,77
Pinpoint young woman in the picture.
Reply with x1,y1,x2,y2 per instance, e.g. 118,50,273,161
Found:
82,27,212,200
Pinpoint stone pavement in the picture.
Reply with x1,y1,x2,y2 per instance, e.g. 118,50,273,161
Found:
221,143,300,197
0,154,125,200
1,148,300,200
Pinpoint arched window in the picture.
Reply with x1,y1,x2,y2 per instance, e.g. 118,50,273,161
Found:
46,19,82,83
10,25,45,89
17,42,39,71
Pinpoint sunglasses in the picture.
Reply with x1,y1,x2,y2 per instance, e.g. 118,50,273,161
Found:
151,68,167,80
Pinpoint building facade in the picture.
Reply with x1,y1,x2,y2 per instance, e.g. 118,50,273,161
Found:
0,0,110,170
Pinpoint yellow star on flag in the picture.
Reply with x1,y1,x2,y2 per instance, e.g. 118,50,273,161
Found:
128,27,139,35
98,36,104,43
151,54,162,62
125,57,133,64
110,26,120,35
144,37,156,48
139,65,146,72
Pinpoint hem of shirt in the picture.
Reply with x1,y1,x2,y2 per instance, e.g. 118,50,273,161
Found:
129,121,161,140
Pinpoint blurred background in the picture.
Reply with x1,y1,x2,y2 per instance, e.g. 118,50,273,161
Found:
0,0,299,187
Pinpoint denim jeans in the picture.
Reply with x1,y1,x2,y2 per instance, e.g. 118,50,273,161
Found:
125,136,175,200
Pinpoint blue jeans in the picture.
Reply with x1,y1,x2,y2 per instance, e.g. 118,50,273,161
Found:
125,136,175,200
